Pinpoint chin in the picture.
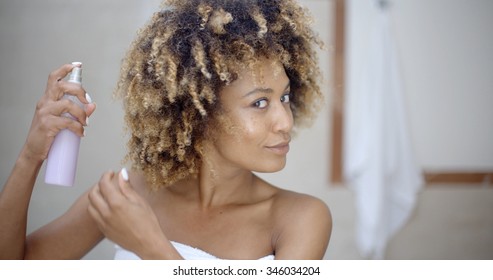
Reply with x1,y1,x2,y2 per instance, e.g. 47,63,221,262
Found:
252,158,287,173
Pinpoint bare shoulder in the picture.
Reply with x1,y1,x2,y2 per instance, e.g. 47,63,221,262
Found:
271,188,332,231
270,188,332,259
271,189,331,216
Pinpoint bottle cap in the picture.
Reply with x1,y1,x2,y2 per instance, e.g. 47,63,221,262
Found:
68,62,82,84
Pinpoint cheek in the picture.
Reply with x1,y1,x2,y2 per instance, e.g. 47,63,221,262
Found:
215,110,269,153
232,116,265,145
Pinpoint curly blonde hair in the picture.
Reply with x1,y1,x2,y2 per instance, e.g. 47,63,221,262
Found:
115,0,324,190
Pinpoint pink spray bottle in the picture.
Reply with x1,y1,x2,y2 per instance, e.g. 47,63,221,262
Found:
45,62,84,186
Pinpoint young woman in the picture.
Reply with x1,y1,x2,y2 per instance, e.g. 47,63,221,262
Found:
0,0,331,259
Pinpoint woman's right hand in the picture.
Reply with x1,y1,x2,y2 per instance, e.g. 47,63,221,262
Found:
87,169,181,259
22,63,96,162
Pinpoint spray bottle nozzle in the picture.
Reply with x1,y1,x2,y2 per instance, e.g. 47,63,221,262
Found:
68,62,82,84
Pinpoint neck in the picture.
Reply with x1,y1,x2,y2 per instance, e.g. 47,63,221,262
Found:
194,159,256,209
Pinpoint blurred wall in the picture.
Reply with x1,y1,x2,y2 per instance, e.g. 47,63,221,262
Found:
1,0,492,260
346,0,493,171
344,0,493,259
0,0,163,259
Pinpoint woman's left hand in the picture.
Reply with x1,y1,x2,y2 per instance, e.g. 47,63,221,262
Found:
87,169,169,258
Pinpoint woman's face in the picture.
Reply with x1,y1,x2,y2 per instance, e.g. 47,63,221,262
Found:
208,59,294,173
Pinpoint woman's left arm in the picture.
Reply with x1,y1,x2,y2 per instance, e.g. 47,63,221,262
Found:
273,194,332,260
87,169,183,260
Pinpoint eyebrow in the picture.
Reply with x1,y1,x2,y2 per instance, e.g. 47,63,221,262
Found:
242,82,291,98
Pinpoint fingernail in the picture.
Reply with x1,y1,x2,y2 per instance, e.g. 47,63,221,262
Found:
121,168,129,181
83,129,86,137
86,117,89,126
85,93,93,103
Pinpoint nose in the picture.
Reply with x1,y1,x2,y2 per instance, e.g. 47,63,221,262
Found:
272,102,294,134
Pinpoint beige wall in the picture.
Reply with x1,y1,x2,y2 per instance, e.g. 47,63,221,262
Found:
344,0,493,259
346,0,493,170
1,0,492,260
0,0,163,259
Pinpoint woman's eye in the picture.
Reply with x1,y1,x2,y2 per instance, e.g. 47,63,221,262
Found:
281,93,291,103
254,99,268,109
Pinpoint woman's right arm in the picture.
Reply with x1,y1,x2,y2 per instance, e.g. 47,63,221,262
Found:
24,189,105,259
0,63,96,259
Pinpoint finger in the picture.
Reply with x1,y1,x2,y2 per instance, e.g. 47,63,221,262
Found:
42,114,85,138
118,168,134,198
99,170,125,206
45,64,79,100
55,80,90,104
46,97,89,126
45,64,92,105
47,64,77,86
87,185,110,222
87,203,106,231
98,171,116,200
85,102,97,119
87,203,100,222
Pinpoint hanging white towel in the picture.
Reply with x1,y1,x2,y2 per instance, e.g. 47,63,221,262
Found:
343,1,424,259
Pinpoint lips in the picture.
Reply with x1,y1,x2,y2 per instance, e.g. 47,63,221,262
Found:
266,141,290,155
